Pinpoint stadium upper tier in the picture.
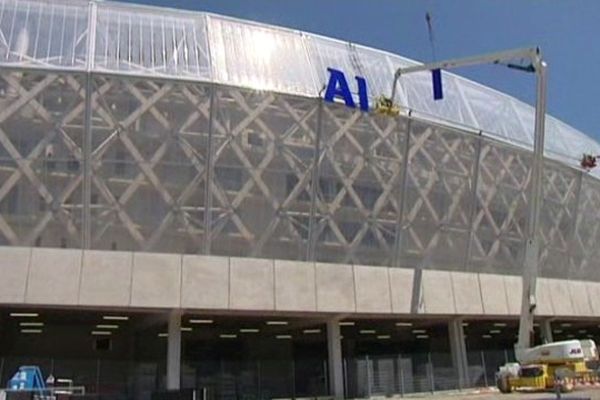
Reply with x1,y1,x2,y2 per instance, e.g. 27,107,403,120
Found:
0,0,598,170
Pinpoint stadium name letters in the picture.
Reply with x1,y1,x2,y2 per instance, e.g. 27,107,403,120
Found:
324,68,369,111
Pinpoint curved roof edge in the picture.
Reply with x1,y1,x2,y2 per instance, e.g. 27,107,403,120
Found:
0,0,598,174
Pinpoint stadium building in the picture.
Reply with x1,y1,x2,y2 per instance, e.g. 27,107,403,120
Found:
1,0,600,398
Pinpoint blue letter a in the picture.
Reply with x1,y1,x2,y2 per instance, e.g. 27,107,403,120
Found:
324,68,356,108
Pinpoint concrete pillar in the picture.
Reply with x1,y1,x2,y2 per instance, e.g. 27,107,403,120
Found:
167,310,181,390
540,319,553,343
327,319,344,399
448,318,469,389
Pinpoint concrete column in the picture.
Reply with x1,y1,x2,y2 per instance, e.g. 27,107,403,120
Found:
540,319,553,343
448,318,469,389
327,319,344,399
167,310,181,390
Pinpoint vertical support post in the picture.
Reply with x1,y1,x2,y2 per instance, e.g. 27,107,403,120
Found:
398,356,405,398
167,310,182,391
327,319,344,399
82,0,97,250
517,57,547,360
480,351,488,387
202,85,217,255
96,359,101,394
449,318,469,389
342,358,348,399
82,73,93,249
540,319,553,343
392,116,412,268
427,353,435,394
365,355,372,398
257,360,262,400
307,99,323,261
463,134,483,270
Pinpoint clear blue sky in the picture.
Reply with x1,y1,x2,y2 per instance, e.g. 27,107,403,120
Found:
122,0,599,139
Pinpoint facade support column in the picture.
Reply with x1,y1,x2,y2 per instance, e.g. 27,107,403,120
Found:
327,319,344,399
540,319,553,343
167,310,182,391
449,318,469,389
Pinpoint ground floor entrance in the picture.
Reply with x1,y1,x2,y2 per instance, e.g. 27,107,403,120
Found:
0,307,597,399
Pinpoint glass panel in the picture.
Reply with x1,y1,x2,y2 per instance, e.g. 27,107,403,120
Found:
94,2,211,80
313,101,406,266
208,15,317,96
0,70,84,248
399,119,476,270
0,0,88,69
209,87,318,260
89,75,210,253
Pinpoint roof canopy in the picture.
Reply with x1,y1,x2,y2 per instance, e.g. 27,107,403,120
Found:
0,0,598,170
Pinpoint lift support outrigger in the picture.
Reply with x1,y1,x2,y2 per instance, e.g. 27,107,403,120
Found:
385,48,599,393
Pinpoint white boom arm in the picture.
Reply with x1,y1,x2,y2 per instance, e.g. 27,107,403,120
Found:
389,48,547,361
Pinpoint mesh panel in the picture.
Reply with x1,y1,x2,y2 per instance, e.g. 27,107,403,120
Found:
0,70,84,247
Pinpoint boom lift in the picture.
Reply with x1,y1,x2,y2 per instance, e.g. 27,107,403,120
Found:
384,48,599,393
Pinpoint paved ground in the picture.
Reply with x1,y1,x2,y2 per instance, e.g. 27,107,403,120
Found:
399,387,600,399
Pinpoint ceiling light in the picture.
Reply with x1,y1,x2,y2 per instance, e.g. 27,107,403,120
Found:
266,321,288,326
103,316,129,321
240,328,260,333
579,330,587,334
339,321,355,326
553,330,563,334
91,331,111,336
462,322,469,327
482,335,492,339
96,324,118,329
360,330,376,334
395,322,412,327
181,327,192,332
158,333,168,338
561,323,572,327
416,335,429,339
567,334,575,338
412,329,427,334
489,330,501,334
493,323,507,327
220,334,237,339
303,329,321,334
10,313,39,318
276,335,292,339
377,335,391,339
189,319,213,324
21,329,42,334
19,322,44,327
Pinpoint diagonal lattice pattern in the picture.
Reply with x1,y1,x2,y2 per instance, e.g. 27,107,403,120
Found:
538,160,580,278
469,141,532,275
0,71,85,247
209,88,318,260
0,68,598,280
399,120,477,270
89,76,211,253
570,175,600,281
313,102,406,266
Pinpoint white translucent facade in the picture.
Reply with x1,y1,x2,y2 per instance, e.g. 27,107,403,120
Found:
1,0,599,280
